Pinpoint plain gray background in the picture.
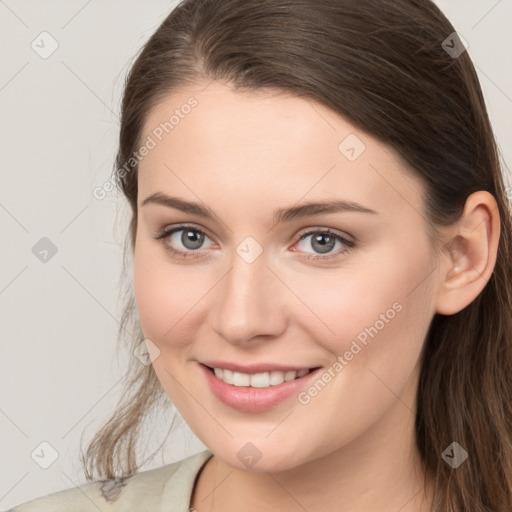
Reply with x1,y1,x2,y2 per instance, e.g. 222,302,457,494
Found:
1,0,511,508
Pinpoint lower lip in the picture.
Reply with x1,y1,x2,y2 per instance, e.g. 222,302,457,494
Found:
199,363,322,412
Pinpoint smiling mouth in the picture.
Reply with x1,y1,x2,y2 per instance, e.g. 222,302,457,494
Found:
203,364,321,388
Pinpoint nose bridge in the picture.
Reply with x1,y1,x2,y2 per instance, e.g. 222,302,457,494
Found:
211,243,285,343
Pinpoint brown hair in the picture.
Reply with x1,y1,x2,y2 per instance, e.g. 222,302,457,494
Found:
82,1,512,509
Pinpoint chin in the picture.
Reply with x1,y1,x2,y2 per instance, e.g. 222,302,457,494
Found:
210,439,315,473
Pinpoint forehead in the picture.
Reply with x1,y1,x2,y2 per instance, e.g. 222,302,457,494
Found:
137,82,425,220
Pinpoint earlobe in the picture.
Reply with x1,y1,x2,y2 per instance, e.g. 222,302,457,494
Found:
435,191,500,316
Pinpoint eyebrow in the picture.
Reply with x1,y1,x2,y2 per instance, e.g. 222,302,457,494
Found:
141,192,378,225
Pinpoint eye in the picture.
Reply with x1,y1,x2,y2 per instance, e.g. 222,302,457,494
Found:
154,224,355,262
293,228,355,260
155,224,214,259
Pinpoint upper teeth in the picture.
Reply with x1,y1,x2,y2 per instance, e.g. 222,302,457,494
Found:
213,368,309,387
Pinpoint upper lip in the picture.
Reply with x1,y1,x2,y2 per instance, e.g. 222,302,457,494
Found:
200,360,320,374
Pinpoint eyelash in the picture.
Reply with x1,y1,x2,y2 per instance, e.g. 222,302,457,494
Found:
154,224,356,262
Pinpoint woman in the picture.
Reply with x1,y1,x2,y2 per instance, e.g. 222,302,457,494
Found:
9,0,512,510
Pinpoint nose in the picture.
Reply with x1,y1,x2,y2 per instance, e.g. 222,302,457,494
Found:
210,249,288,346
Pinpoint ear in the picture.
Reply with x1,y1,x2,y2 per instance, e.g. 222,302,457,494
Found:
435,191,501,315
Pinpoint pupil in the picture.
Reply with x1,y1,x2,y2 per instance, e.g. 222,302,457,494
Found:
182,230,204,250
312,233,335,254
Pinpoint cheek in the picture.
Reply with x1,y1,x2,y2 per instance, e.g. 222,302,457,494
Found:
293,243,434,367
133,240,198,348
287,250,434,445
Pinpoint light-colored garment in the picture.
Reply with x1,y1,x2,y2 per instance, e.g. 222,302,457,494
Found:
7,450,213,512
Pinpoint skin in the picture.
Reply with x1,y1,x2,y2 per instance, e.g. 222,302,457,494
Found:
133,81,500,512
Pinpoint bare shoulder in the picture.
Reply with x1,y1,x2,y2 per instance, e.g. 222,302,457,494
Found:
6,454,202,512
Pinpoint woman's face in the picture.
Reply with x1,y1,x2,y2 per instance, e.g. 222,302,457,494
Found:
134,81,442,471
